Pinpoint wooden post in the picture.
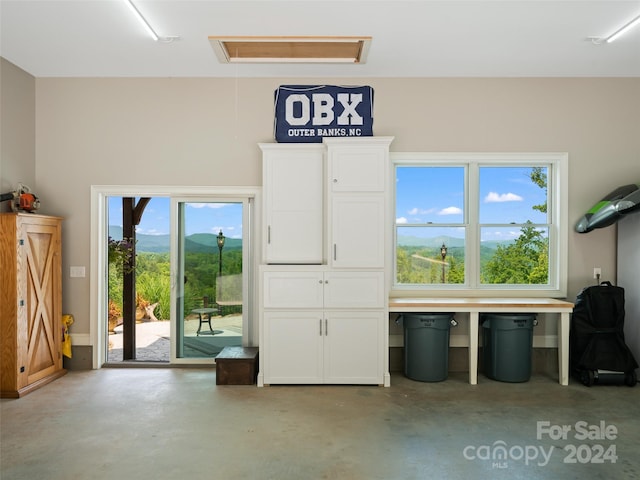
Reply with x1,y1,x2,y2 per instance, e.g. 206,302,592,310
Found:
122,198,136,360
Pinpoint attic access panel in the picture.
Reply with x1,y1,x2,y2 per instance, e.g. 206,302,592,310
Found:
209,36,371,63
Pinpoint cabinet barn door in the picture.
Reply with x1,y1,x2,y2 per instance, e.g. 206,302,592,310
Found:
21,219,62,385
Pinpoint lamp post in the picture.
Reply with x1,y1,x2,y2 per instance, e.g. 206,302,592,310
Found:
217,229,225,276
440,243,447,284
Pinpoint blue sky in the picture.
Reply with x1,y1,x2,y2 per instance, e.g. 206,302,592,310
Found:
396,166,547,241
108,197,244,238
108,166,545,242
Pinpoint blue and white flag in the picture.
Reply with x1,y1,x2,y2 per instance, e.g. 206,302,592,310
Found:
274,85,374,143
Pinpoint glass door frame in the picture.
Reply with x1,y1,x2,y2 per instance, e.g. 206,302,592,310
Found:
171,196,253,364
90,185,261,369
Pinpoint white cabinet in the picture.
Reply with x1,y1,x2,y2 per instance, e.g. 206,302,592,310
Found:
263,311,324,384
261,268,385,385
322,311,384,384
260,143,324,264
263,270,384,309
258,137,394,387
263,310,383,385
328,144,386,192
325,137,390,269
330,195,385,268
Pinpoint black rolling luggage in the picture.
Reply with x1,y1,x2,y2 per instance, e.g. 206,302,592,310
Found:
570,281,638,386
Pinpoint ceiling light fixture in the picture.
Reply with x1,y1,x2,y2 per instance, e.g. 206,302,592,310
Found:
591,13,640,44
123,0,180,43
209,36,371,64
606,13,640,43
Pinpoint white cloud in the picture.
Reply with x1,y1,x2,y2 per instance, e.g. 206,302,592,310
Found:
408,207,436,215
438,206,463,215
188,203,230,209
484,192,523,203
396,217,408,224
135,227,166,236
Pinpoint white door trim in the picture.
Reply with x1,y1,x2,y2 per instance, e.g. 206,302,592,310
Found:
90,185,262,369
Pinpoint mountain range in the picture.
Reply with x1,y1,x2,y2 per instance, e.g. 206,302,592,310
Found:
109,226,242,253
109,227,508,253
398,235,510,250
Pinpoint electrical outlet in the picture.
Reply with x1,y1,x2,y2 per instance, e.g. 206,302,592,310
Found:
70,266,86,278
593,267,602,279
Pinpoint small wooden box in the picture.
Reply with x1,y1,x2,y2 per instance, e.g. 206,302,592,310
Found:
215,346,259,385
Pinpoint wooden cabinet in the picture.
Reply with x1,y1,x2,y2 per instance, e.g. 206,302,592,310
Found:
0,213,66,398
258,137,393,387
260,143,324,264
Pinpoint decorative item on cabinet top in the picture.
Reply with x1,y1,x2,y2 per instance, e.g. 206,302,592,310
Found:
274,85,374,143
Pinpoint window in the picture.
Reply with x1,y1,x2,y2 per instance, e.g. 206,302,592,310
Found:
392,153,568,297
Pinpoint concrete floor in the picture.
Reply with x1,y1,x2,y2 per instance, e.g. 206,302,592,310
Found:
1,369,639,480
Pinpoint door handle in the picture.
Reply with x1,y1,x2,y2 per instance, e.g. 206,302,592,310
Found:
319,319,322,336
267,225,271,244
325,318,328,336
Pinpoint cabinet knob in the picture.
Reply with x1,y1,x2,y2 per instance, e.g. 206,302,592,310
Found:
333,178,338,183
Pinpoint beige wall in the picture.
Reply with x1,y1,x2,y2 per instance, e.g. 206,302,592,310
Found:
23,76,640,340
0,58,35,210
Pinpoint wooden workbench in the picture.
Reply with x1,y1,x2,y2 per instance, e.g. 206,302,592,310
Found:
389,297,575,385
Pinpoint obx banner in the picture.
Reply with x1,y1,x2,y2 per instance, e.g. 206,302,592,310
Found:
274,85,374,143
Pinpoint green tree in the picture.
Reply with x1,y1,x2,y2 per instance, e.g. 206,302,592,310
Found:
530,166,547,213
482,223,548,284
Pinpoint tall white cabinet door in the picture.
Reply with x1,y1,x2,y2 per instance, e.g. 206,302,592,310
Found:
330,195,385,268
263,312,324,384
262,145,323,264
323,311,384,384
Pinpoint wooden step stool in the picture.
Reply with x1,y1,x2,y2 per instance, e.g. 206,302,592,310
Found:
215,346,259,385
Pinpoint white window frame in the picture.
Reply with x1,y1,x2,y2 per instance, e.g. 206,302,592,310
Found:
391,152,568,298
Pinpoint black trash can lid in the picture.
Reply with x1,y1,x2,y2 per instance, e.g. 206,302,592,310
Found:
401,313,455,329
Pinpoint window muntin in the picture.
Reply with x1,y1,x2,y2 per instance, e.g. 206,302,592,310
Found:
392,154,566,297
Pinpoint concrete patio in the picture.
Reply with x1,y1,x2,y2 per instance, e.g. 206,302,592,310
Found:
107,314,242,363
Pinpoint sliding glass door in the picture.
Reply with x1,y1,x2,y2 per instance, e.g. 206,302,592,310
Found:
173,199,246,361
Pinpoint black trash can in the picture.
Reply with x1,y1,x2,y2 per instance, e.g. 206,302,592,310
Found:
481,313,536,383
400,313,456,382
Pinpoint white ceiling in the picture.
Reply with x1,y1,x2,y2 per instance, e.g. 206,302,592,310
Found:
1,0,639,78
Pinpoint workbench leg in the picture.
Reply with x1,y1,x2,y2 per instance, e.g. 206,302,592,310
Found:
469,312,479,385
558,312,570,385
